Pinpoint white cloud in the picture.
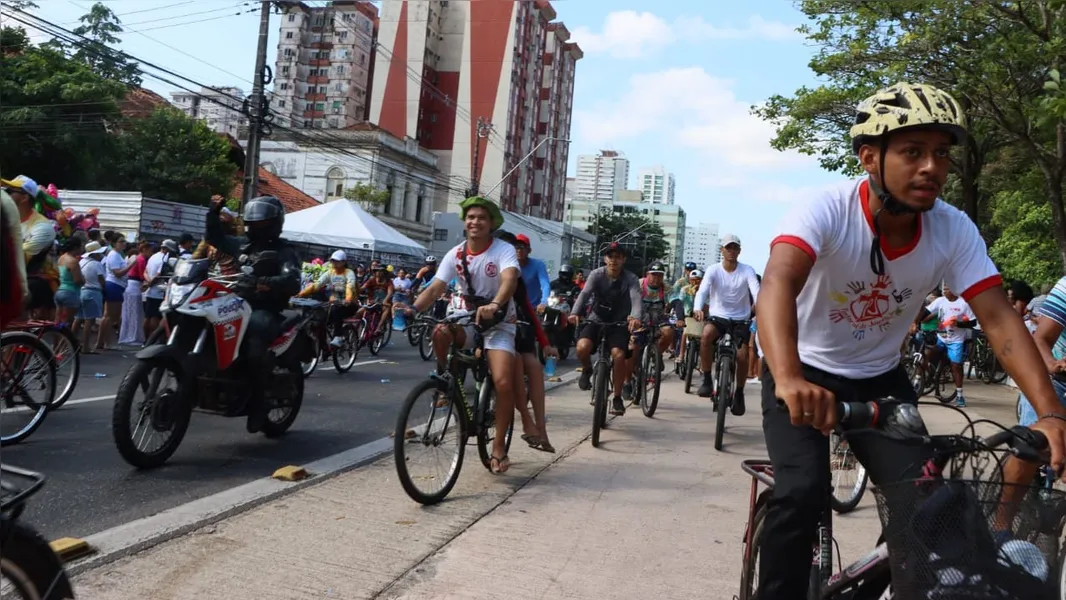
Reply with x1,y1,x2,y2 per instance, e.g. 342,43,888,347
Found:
573,67,816,190
570,11,801,59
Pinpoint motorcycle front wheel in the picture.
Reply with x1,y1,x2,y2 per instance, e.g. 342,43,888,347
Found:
112,359,192,469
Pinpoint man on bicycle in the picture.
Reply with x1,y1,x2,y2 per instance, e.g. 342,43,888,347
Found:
569,242,643,416
409,196,521,474
298,250,358,347
359,264,393,335
693,234,760,414
756,82,1066,598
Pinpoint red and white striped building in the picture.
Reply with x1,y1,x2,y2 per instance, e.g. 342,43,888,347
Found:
369,0,582,220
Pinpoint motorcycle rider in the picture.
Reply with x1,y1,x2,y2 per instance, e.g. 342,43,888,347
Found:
549,264,582,350
205,195,301,433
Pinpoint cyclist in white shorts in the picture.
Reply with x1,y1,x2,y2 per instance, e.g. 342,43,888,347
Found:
410,196,520,474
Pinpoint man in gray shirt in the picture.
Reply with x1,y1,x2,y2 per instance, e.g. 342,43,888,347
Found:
568,242,643,415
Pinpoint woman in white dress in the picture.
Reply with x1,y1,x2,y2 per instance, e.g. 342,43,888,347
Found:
118,241,152,345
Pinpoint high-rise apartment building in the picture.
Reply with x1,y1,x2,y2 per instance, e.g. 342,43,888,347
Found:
573,150,629,204
638,165,675,205
683,222,721,269
170,86,247,137
272,1,379,129
369,0,582,219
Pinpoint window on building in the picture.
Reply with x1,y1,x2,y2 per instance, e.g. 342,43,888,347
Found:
332,100,341,109
282,66,290,76
359,53,366,66
288,13,295,22
383,185,393,215
278,100,286,108
284,48,294,57
319,86,327,93
415,194,424,223
285,31,293,39
280,83,289,90
303,119,311,127
434,228,448,241
315,103,325,111
326,167,345,200
339,30,348,40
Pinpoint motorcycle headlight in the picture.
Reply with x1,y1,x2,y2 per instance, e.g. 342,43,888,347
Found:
167,282,195,307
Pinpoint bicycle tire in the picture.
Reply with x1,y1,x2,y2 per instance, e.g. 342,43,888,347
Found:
393,379,466,505
332,323,360,373
0,517,76,600
475,377,514,471
407,322,420,346
983,354,1008,384
829,431,869,514
641,345,661,418
301,333,319,378
36,325,80,410
738,495,769,599
591,361,609,448
1,332,56,447
714,354,733,451
418,323,434,361
684,338,698,394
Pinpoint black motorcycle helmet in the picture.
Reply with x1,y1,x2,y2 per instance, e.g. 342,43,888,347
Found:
684,262,697,271
242,196,285,244
558,264,574,281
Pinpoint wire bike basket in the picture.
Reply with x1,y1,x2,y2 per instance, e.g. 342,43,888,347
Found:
873,476,1066,599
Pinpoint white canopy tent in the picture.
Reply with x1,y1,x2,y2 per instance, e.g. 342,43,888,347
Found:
282,200,426,259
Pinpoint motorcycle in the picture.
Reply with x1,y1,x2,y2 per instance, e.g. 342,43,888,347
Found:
541,290,575,360
112,253,312,469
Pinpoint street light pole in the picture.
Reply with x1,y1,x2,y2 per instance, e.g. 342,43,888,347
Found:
481,137,570,199
241,0,273,209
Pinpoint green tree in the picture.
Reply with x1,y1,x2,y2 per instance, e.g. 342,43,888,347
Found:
105,107,237,205
343,182,390,211
62,2,141,85
0,28,125,186
586,212,670,275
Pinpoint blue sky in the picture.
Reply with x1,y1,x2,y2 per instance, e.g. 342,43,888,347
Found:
23,0,842,271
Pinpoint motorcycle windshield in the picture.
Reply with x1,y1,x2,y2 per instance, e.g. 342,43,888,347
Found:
172,258,210,285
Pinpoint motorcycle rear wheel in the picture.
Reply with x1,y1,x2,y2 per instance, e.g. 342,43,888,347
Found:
262,363,304,438
112,359,192,469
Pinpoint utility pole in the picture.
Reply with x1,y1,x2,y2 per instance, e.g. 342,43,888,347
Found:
467,117,494,197
241,0,273,209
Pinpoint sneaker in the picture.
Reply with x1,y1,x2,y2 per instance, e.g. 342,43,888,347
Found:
697,375,714,398
579,369,592,391
955,395,966,408
622,381,634,401
731,388,746,416
611,396,626,415
330,335,344,347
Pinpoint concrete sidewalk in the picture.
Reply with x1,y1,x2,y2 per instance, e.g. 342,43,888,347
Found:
71,375,1022,600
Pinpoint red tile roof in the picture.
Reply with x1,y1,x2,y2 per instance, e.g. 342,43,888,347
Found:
231,168,320,213
121,88,168,118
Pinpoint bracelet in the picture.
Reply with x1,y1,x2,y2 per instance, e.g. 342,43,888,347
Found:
1038,413,1066,424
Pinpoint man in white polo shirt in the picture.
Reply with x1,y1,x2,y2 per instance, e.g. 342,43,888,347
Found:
754,82,1066,598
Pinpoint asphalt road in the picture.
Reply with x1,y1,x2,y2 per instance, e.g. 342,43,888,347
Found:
2,336,453,541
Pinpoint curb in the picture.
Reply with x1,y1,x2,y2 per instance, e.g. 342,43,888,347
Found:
64,369,581,576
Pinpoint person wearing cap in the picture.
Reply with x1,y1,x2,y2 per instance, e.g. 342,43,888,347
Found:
73,240,107,352
625,261,674,402
693,233,760,413
512,234,551,314
569,241,644,416
143,239,180,339
3,174,58,318
409,196,521,473
299,250,358,347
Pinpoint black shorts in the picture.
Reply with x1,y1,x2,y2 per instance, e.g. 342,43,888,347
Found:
144,296,164,319
708,317,751,347
579,322,630,357
26,277,54,311
516,323,536,355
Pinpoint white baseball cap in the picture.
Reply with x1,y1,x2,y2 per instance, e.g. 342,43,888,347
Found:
721,234,741,247
329,250,347,262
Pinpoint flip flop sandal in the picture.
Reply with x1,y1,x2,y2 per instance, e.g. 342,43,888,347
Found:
489,455,510,474
521,433,541,448
533,440,555,454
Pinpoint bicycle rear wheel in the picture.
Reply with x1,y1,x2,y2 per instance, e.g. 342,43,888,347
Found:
36,325,79,409
714,354,733,451
393,379,466,505
683,338,698,394
332,323,360,373
1,332,55,447
591,361,609,448
475,377,514,471
738,498,768,600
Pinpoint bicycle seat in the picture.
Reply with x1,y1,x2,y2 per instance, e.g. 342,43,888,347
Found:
280,310,303,330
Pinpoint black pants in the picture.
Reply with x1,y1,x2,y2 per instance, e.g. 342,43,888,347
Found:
328,303,356,335
242,309,282,410
757,361,929,599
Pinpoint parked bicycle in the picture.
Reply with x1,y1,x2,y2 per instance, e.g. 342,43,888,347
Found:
1,465,76,599
739,400,1066,599
1,331,57,447
393,311,515,505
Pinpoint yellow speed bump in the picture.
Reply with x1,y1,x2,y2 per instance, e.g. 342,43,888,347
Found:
49,537,93,562
272,465,309,482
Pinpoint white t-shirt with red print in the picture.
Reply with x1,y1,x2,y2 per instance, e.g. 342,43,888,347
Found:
769,177,1001,379
926,296,976,344
434,238,520,324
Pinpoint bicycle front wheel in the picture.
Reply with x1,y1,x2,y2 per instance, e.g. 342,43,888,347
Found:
714,354,733,452
394,379,467,505
591,361,609,448
641,345,662,418
1,332,55,447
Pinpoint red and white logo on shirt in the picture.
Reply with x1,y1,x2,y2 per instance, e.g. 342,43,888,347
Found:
829,273,914,340
485,262,498,277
